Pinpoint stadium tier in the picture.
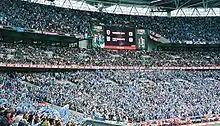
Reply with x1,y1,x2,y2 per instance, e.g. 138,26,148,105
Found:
0,42,219,67
1,0,220,44
1,70,220,125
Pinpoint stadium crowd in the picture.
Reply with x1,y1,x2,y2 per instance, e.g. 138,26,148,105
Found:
0,42,219,67
0,70,220,125
0,0,220,125
0,72,84,126
1,0,220,43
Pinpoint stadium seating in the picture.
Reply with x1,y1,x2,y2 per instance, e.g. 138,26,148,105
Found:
0,0,220,125
0,42,219,67
1,0,220,43
1,70,220,125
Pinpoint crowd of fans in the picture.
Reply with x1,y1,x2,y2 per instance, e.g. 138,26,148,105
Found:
0,0,90,37
0,42,219,67
0,106,76,126
0,72,84,126
0,70,220,125
1,0,220,43
0,0,220,125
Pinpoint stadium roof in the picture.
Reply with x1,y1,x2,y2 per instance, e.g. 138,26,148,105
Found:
25,0,220,16
149,0,220,8
84,0,220,9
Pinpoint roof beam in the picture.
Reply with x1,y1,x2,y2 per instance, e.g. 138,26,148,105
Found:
207,8,216,15
118,5,123,13
129,5,134,14
68,0,74,9
152,0,174,6
203,0,207,8
191,8,200,15
211,1,220,6
178,0,193,8
84,0,151,6
174,0,179,8
134,6,139,15
79,0,85,9
186,0,217,8
113,4,117,13
62,0,67,7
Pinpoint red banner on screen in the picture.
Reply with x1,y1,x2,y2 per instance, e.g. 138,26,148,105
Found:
104,45,136,50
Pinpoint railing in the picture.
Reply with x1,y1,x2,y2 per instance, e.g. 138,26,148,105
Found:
83,114,220,126
0,24,89,39
0,63,146,70
134,115,220,126
0,63,220,70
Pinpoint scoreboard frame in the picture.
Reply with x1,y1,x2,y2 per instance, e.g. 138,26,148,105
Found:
104,26,136,50
92,25,148,50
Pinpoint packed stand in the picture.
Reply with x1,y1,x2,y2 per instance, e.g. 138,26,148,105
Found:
0,0,91,37
1,70,220,124
0,42,220,67
1,0,220,43
0,72,86,126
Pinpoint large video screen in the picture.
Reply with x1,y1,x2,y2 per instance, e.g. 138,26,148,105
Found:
104,26,136,50
92,26,105,48
136,29,147,50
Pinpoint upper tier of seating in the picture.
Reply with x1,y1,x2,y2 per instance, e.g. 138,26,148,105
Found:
1,0,220,43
